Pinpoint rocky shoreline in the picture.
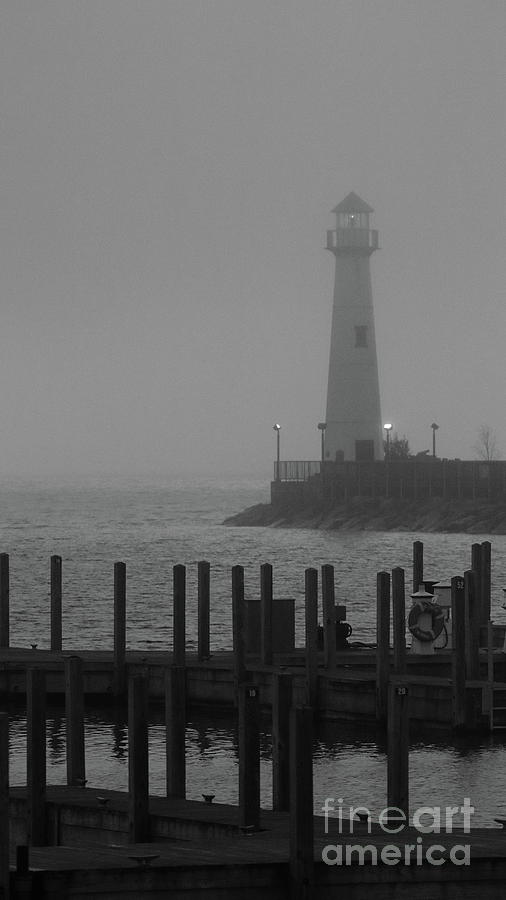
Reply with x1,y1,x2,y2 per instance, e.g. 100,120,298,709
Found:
224,497,506,533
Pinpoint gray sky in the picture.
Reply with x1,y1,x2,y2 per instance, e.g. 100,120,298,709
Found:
1,1,505,479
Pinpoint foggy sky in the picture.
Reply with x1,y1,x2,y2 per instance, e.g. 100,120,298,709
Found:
1,1,505,480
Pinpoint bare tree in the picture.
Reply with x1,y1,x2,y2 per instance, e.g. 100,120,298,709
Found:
383,433,410,459
474,424,500,461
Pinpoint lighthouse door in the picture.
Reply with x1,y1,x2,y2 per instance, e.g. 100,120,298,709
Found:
355,440,374,462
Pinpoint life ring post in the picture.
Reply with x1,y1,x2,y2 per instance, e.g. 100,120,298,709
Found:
408,590,444,655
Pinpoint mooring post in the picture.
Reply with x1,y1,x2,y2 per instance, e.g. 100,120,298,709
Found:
321,564,337,669
128,674,149,842
304,568,319,709
27,668,46,846
451,575,466,728
464,570,480,680
480,541,491,629
272,672,292,812
173,564,186,668
113,561,126,697
464,569,480,729
260,563,273,667
376,571,391,724
232,565,246,696
487,619,494,684
471,543,482,632
165,665,186,798
238,683,260,830
197,560,211,661
65,656,85,787
387,680,409,818
50,554,62,652
412,540,423,593
392,567,406,675
485,618,494,719
0,713,9,900
289,705,314,900
0,553,9,648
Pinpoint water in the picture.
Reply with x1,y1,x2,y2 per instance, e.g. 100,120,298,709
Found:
2,472,506,825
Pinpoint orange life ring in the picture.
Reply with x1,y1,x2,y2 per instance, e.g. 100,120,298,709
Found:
408,598,444,643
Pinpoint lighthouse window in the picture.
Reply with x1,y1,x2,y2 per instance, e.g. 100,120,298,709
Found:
355,325,368,348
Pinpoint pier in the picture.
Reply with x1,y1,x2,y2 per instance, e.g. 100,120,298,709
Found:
0,541,504,729
2,540,506,896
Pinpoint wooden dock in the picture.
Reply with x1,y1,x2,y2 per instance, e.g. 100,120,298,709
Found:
7,786,506,899
2,644,506,729
0,540,502,729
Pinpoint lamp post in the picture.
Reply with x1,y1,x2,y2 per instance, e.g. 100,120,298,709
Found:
317,422,327,464
384,423,393,459
384,423,393,499
431,423,439,458
273,424,281,481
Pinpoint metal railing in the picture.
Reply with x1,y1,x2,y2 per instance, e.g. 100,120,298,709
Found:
326,228,379,251
274,460,321,482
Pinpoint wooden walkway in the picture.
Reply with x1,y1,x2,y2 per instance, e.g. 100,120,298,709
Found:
2,644,505,729
8,786,506,898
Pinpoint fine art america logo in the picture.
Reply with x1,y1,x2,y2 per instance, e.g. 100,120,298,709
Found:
321,797,474,867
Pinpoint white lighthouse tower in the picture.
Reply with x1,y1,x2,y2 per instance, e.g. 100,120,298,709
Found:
324,192,383,461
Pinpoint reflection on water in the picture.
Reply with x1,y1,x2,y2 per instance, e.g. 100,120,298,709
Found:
6,703,506,826
3,479,506,827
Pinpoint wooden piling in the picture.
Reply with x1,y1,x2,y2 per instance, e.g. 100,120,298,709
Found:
321,564,337,669
165,665,186,799
304,568,319,708
387,680,409,818
197,560,211,661
16,846,29,878
376,571,391,724
260,563,273,667
289,705,314,900
232,565,246,692
392,567,406,675
464,569,480,729
480,541,491,628
65,656,85,787
486,618,494,720
471,543,482,630
173,564,186,668
412,540,423,593
451,575,466,728
464,570,479,680
27,668,46,846
113,561,126,697
128,674,149,842
238,684,260,830
0,713,9,900
272,672,292,812
0,553,9,648
50,554,62,652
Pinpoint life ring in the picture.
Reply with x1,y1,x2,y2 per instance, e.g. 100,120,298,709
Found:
408,599,445,643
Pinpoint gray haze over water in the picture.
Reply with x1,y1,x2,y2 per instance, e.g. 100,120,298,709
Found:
1,2,504,480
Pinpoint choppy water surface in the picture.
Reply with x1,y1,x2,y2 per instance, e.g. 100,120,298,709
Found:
2,473,506,824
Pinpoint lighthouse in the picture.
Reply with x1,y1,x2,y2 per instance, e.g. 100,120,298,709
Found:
324,192,383,462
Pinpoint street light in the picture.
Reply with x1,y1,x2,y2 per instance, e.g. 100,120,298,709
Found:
317,422,327,463
384,423,393,459
431,423,439,458
273,424,281,480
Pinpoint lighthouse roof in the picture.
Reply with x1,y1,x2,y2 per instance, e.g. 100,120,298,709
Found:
332,192,374,214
